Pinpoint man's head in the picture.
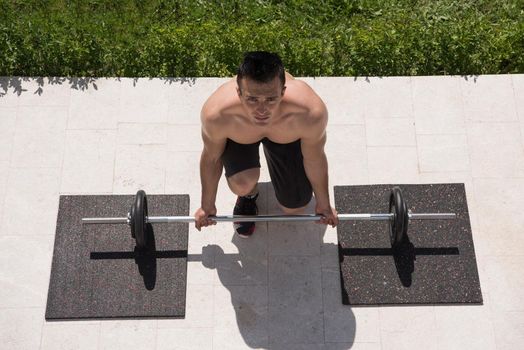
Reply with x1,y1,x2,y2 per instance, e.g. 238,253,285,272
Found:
236,51,286,124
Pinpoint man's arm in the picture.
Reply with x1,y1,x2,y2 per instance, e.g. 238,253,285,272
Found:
300,103,338,226
200,116,227,210
194,107,227,230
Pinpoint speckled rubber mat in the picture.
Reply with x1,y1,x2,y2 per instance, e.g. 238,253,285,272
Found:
45,194,189,320
335,183,482,305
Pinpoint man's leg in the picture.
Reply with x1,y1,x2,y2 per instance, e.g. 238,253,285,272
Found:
226,168,260,197
262,138,313,214
221,139,262,237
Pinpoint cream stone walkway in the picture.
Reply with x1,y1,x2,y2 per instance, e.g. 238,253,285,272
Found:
0,74,523,349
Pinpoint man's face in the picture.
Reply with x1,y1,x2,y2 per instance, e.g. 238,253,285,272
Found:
237,76,286,125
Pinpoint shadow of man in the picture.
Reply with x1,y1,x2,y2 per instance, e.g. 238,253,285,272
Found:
200,182,356,349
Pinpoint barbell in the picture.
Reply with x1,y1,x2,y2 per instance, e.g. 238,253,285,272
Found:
81,187,456,250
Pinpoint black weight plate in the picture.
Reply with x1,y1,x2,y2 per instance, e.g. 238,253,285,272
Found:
389,186,409,247
134,190,148,248
129,198,136,239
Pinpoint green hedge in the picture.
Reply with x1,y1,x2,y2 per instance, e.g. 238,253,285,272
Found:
0,0,522,77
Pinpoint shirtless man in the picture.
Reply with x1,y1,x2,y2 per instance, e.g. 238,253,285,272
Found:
194,51,339,236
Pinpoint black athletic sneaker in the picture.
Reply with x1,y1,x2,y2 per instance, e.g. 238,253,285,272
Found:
233,193,259,238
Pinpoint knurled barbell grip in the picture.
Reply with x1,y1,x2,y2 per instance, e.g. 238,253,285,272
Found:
81,212,456,225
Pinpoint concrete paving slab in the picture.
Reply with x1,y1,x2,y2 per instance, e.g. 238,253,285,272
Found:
167,78,223,125
412,76,466,135
467,122,524,178
117,123,167,145
435,305,496,349
68,78,120,130
366,118,416,146
309,77,366,125
0,235,53,308
40,322,100,350
417,134,470,173
461,75,518,122
1,75,523,349
113,144,167,194
0,107,16,162
379,306,437,350
0,307,44,350
99,320,157,350
513,74,524,121
61,130,116,194
367,146,420,184
119,79,170,124
359,77,414,119
15,77,71,107
4,167,61,236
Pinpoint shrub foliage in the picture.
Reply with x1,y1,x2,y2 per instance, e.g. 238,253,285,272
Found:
0,0,522,77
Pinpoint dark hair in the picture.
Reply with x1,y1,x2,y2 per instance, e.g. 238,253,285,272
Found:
237,51,285,90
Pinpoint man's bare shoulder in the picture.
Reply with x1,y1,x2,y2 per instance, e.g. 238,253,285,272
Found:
286,79,327,121
200,80,238,125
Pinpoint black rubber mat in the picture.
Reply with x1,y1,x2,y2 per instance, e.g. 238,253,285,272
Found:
45,194,189,320
335,183,483,305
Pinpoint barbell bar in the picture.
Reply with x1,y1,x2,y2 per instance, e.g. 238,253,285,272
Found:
81,187,456,250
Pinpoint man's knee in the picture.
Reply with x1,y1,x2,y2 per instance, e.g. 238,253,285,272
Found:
279,204,308,215
227,168,260,196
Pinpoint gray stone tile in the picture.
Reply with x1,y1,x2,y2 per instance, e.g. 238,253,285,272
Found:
321,227,339,268
367,147,419,184
0,107,17,161
467,122,524,178
61,130,116,194
68,78,120,130
0,307,43,350
0,77,21,107
435,305,496,349
325,124,367,149
482,256,524,312
491,311,524,350
0,160,8,222
16,78,71,107
213,283,269,349
360,77,413,119
309,77,366,125
412,76,466,134
164,151,201,197
4,167,61,236
270,343,373,350
0,235,54,307
379,306,437,350
461,75,518,122
11,106,68,168
366,118,416,146
323,267,372,343
473,178,524,256
417,134,470,173
113,144,167,194
10,127,66,168
214,239,268,286
166,124,203,152
18,104,69,131
40,322,100,350
167,78,224,125
327,145,369,187
119,78,169,124
156,328,213,349
513,74,524,121
268,221,323,257
268,255,324,344
99,320,157,350
156,283,214,329
117,123,167,145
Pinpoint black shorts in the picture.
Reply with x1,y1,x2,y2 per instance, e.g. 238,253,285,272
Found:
221,138,313,208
